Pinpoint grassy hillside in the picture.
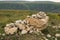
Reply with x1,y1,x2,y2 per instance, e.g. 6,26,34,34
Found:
0,10,60,40
0,1,60,12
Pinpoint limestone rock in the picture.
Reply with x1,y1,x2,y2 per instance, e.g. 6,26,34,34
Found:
21,30,28,34
4,26,17,34
4,11,49,35
25,16,49,30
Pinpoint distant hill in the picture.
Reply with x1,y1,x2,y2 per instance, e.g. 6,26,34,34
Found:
0,1,60,12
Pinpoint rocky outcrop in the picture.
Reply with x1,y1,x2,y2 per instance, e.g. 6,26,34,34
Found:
4,11,49,35
25,11,49,31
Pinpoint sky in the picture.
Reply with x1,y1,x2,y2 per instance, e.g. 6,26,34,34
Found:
0,0,60,2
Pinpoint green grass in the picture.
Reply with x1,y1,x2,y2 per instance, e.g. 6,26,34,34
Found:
0,10,38,33
0,10,60,40
0,10,38,25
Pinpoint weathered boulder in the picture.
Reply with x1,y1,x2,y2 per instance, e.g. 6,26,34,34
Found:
4,26,17,34
25,17,49,30
4,11,49,35
25,11,49,31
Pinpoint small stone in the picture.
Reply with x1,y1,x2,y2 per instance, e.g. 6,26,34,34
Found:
27,16,30,18
29,30,33,33
21,30,28,34
2,33,5,36
55,38,57,40
45,39,48,40
52,26,57,28
55,33,60,37
47,34,51,37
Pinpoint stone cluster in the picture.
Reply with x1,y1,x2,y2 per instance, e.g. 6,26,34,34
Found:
4,11,49,35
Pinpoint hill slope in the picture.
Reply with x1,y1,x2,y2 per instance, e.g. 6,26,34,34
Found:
0,1,60,12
